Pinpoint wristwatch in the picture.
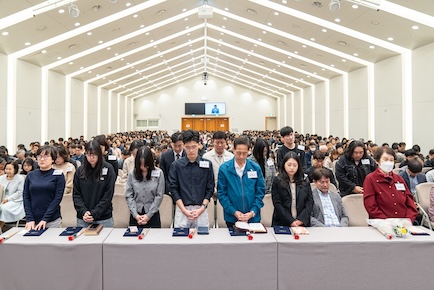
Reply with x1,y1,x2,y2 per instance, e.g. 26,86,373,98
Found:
250,210,255,217
202,203,208,209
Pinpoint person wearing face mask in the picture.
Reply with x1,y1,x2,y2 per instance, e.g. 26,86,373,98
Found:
363,147,418,223
305,142,317,168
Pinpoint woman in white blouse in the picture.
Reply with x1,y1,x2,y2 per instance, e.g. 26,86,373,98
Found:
125,146,164,228
0,161,25,228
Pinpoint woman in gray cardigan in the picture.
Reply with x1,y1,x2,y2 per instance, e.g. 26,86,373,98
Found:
125,146,164,228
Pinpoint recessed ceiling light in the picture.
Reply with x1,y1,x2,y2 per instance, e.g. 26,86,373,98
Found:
25,42,31,46
352,4,359,9
274,12,279,16
133,14,138,18
387,37,394,41
302,45,307,48
322,68,326,71
41,50,47,54
140,24,145,28
282,0,287,4
258,38,262,41
262,31,267,34
322,28,327,32
331,64,335,67
88,71,92,74
1,31,9,36
353,53,359,56
310,38,315,41
69,62,73,65
294,51,298,54
342,59,347,62
412,25,419,30
145,32,150,35
74,22,80,27
184,18,188,21
334,18,341,23
58,9,65,13
98,40,103,44
87,32,92,36
224,7,229,11
369,45,375,49
107,47,111,50
57,57,62,60
267,22,272,26
182,8,187,12
126,2,131,7
114,53,119,56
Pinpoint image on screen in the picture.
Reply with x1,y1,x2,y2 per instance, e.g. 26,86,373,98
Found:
205,102,226,115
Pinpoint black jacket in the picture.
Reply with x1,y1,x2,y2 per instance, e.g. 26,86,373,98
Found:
271,178,313,227
335,155,377,196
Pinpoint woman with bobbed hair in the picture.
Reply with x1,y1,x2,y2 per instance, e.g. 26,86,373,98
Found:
125,146,164,228
0,161,26,229
363,147,418,223
248,138,276,194
23,145,65,230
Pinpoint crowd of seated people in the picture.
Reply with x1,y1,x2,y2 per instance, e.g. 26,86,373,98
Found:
0,127,434,232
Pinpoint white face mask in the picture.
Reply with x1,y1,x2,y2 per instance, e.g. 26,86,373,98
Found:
379,161,394,173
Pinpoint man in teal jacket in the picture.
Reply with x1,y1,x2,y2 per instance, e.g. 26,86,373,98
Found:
218,136,265,227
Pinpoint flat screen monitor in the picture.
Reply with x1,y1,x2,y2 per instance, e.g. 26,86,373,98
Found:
205,102,226,115
185,103,205,115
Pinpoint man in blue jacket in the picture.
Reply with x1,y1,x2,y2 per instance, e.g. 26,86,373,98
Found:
218,136,265,227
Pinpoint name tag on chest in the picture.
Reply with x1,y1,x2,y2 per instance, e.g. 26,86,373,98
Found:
53,170,63,176
361,159,370,165
395,183,405,191
247,171,258,179
267,159,274,167
102,167,108,176
108,155,116,161
199,161,210,168
66,166,72,172
151,170,160,177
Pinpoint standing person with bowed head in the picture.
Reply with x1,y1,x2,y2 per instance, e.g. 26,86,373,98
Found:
248,138,276,195
23,146,65,230
363,147,418,223
94,135,119,178
271,152,313,227
52,145,76,195
0,161,26,230
335,140,377,197
73,140,116,227
126,146,164,228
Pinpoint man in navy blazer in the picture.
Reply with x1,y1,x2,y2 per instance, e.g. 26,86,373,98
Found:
311,168,348,227
159,132,185,194
399,158,427,195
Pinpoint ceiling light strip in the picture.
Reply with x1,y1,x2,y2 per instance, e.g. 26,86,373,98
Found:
208,46,314,86
208,23,344,75
247,0,406,53
214,7,370,65
380,1,434,29
13,0,168,59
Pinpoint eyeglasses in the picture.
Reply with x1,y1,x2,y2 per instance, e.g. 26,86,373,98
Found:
86,153,97,158
37,155,51,160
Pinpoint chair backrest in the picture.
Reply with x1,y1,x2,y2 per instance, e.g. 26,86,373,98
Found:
207,199,215,228
341,194,369,226
392,168,402,175
60,193,76,227
159,194,174,228
216,200,227,228
0,184,4,200
310,183,338,194
112,193,130,228
416,182,434,213
114,183,126,196
422,167,432,174
260,194,274,227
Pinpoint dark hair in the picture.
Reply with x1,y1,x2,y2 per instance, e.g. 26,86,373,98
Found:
311,168,332,181
251,138,269,178
382,143,389,147
391,142,399,150
344,140,366,160
280,126,293,137
121,149,131,156
181,130,200,143
404,149,417,157
37,145,58,162
5,160,19,175
408,159,422,174
80,140,103,181
134,146,155,181
213,131,226,140
233,136,250,149
94,135,110,151
429,149,434,156
56,145,69,162
277,152,305,186
21,157,35,174
399,142,406,147
312,150,325,160
373,147,396,162
129,140,144,152
412,145,421,153
171,132,182,143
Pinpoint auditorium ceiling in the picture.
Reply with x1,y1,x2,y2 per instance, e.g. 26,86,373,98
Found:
1,0,433,98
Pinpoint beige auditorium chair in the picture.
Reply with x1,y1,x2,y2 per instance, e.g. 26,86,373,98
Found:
415,182,434,231
60,193,77,227
159,194,174,228
260,194,274,227
341,194,369,226
216,200,227,228
422,167,432,174
392,168,402,175
112,193,130,228
207,199,215,228
310,182,338,194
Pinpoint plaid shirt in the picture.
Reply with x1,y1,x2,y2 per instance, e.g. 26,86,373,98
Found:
318,191,340,227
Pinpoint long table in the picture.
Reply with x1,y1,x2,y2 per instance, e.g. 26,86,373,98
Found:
273,227,434,290
103,228,278,290
0,227,112,290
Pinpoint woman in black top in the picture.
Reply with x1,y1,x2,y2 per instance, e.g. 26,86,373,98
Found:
73,140,116,227
271,152,313,227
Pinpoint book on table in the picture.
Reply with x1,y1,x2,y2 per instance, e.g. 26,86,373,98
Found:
291,226,309,235
234,222,267,233
84,223,104,236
